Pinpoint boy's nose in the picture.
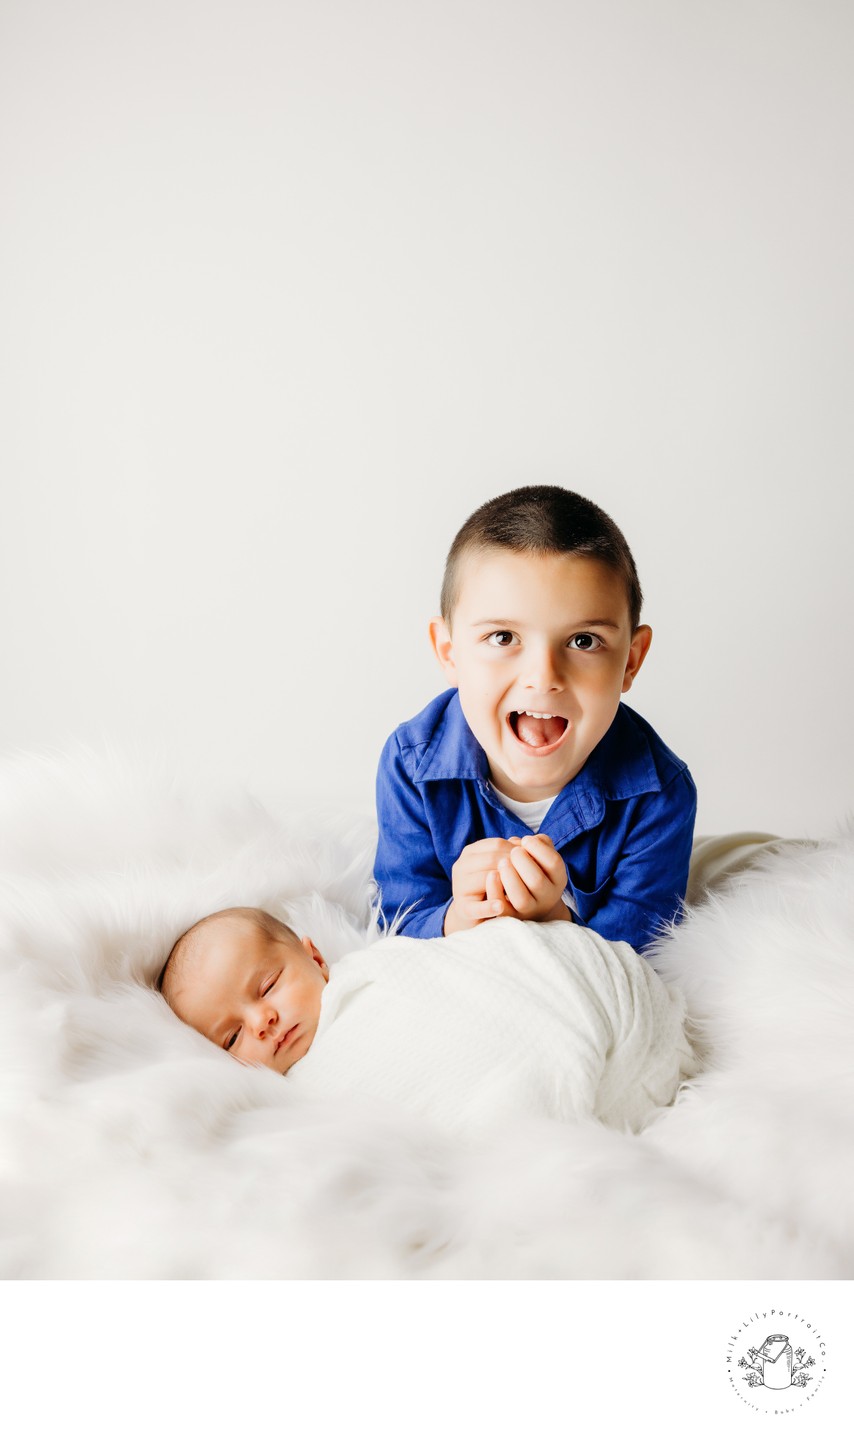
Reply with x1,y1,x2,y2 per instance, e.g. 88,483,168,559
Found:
524,647,565,691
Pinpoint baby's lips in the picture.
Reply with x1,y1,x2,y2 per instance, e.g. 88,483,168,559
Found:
275,1024,298,1054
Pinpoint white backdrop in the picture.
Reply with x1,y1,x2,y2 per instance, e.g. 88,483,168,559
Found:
2,0,852,837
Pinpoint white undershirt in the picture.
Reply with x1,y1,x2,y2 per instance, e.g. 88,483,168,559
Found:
489,783,577,913
489,783,555,833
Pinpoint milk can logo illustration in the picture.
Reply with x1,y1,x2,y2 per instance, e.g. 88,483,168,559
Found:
726,1310,828,1413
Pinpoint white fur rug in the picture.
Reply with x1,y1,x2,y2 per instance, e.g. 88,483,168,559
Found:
1,747,851,1278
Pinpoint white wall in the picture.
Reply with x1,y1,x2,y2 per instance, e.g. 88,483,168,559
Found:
2,0,852,837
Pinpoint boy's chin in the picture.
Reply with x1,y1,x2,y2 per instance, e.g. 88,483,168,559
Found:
498,751,591,801
499,725,607,792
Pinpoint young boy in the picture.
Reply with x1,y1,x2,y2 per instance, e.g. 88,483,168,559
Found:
373,485,697,952
158,906,696,1135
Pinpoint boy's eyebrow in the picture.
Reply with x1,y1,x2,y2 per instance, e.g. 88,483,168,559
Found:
470,616,622,629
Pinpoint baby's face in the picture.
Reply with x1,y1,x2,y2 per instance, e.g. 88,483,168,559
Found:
431,549,651,802
169,915,329,1073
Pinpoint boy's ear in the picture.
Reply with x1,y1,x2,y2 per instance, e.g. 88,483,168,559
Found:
429,616,457,682
621,625,652,693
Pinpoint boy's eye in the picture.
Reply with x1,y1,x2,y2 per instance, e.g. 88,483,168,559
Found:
225,1028,241,1051
261,971,282,996
568,633,603,652
486,630,516,648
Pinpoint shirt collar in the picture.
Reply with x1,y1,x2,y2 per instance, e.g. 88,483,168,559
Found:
579,704,662,802
413,691,488,783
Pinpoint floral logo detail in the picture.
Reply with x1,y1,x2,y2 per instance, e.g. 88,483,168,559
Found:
726,1309,827,1413
739,1334,816,1391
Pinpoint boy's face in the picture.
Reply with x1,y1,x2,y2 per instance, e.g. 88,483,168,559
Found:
430,549,652,802
168,915,329,1073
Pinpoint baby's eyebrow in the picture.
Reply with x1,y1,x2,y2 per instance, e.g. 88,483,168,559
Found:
217,952,285,1036
212,1012,238,1045
210,964,264,1043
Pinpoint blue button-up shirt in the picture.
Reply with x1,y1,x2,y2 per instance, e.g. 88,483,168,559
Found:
374,689,697,951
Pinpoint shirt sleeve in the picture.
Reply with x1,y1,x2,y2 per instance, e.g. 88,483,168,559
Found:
570,768,697,953
373,732,453,940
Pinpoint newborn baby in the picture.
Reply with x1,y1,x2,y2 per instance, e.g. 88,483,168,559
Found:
158,907,329,1074
159,906,696,1135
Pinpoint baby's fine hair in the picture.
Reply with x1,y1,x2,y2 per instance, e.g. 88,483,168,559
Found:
157,906,298,1003
440,484,643,631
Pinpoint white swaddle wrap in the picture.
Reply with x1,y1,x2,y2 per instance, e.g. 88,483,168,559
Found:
287,917,696,1135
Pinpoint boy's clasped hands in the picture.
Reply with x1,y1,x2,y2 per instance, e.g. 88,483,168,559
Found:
444,833,571,934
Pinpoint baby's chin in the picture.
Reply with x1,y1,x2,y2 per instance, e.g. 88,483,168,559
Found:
275,1030,317,1074
231,1049,299,1074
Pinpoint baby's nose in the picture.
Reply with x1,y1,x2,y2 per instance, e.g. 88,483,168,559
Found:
252,1003,278,1039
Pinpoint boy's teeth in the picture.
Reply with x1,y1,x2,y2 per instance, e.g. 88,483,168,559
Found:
523,711,554,719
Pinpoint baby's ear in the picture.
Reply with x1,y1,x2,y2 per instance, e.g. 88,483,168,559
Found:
429,616,456,678
300,935,329,980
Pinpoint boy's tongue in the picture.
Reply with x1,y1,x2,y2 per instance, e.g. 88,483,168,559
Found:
515,713,566,748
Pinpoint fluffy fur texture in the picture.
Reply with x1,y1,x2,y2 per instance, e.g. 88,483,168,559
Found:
0,746,851,1278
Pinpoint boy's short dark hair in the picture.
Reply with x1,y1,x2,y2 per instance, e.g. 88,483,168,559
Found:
440,485,643,631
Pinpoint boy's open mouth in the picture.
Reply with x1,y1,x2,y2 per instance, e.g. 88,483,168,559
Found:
508,711,569,750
